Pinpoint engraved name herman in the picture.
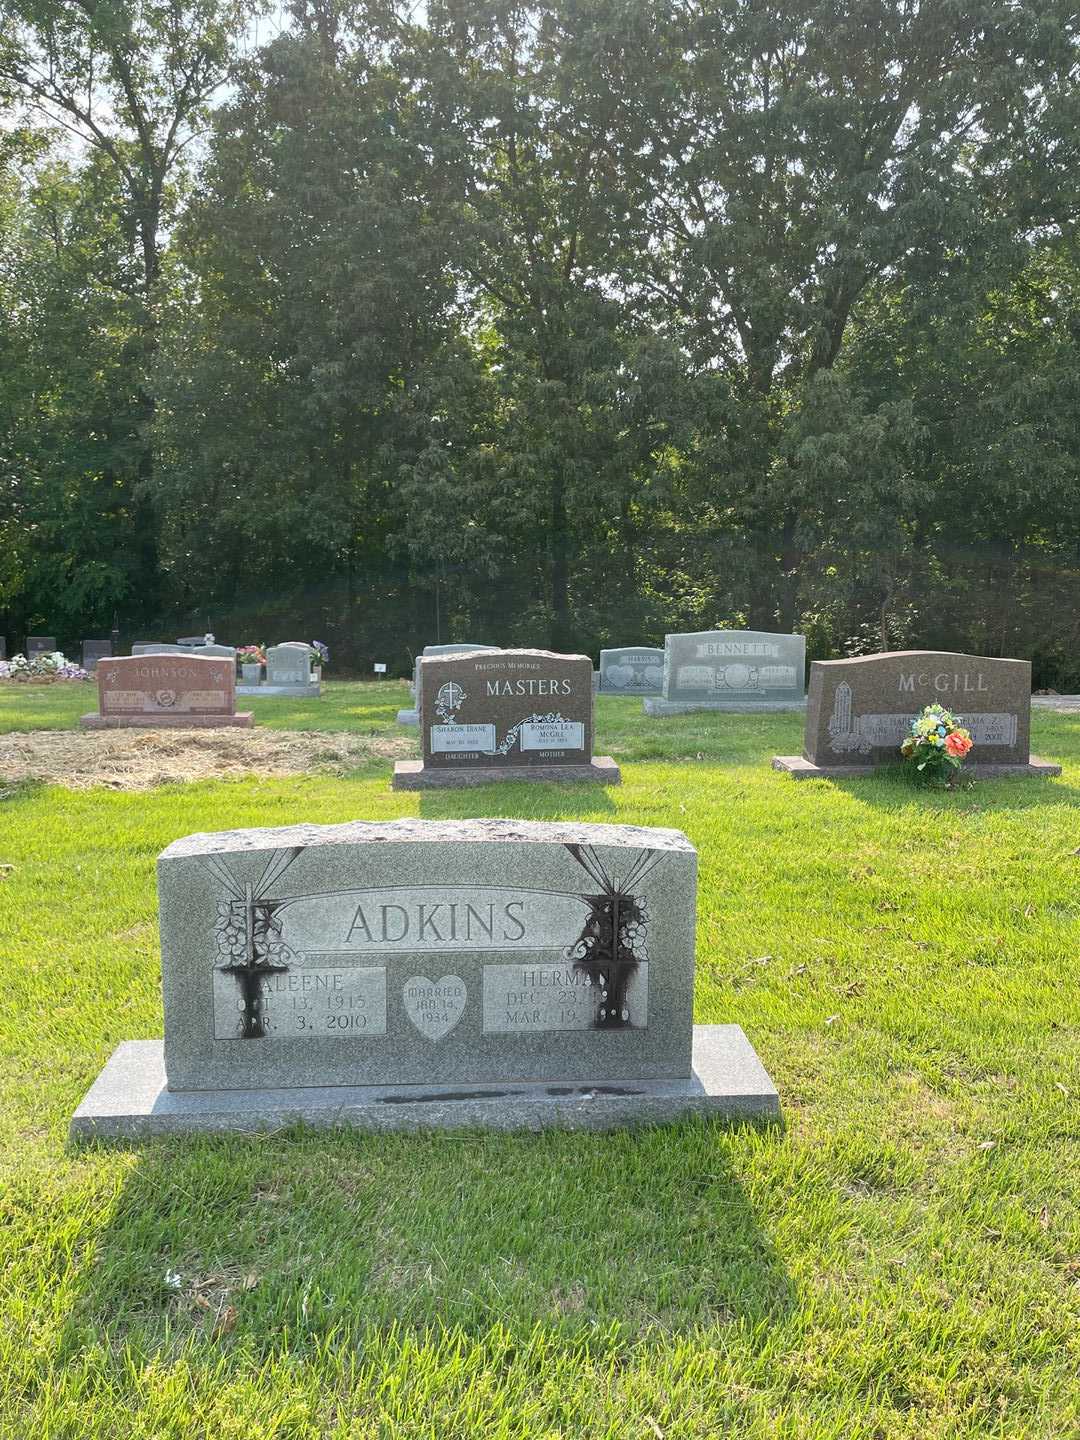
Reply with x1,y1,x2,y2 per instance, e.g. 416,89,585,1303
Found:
897,671,989,694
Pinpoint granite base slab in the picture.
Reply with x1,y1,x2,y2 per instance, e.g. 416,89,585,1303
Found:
772,754,1062,779
69,1026,778,1140
392,757,621,789
80,712,253,730
396,708,419,725
645,698,806,716
236,683,320,698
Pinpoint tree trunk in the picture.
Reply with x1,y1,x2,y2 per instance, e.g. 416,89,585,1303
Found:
549,466,571,650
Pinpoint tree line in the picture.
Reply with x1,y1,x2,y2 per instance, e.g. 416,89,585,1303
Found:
1,0,1079,682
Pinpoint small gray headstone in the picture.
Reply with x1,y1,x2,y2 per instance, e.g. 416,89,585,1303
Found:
132,642,189,655
266,643,312,687
26,635,56,660
599,647,665,695
0,637,6,661
81,640,113,671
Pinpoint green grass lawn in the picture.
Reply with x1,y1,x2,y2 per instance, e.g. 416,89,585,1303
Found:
1,683,1078,1438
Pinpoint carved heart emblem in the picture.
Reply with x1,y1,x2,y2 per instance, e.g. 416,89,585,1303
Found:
403,975,467,1041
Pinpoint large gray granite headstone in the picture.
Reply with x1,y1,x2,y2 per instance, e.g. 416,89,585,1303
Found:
157,819,697,1091
599,647,665,695
26,635,56,660
662,629,806,704
803,650,1034,767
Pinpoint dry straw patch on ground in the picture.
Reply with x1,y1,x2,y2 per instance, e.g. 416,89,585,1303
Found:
0,727,411,790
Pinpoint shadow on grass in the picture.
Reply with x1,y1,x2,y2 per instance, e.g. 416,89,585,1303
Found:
59,1118,793,1361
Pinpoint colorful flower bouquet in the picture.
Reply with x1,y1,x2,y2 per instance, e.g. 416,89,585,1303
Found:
900,703,973,784
311,640,329,670
237,645,267,668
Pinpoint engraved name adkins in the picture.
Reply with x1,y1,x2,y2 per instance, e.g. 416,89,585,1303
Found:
206,842,659,1044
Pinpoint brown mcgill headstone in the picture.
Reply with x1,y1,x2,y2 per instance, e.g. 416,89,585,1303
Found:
772,650,1060,778
392,648,620,788
80,653,253,729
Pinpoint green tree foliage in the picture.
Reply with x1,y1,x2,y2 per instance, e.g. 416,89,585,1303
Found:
1,0,1079,680
0,0,262,624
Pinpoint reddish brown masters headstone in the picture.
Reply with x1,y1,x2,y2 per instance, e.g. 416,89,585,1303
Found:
81,654,253,729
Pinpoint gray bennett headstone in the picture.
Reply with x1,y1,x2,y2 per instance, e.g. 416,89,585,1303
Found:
599,647,665,695
26,635,57,660
393,648,619,788
647,629,806,714
772,649,1060,778
81,640,113,671
70,818,779,1136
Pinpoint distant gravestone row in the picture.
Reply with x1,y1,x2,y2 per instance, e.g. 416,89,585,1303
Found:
237,642,321,698
129,637,322,697
53,626,1063,1141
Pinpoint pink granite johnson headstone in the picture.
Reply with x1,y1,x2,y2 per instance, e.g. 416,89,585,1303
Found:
80,653,253,729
